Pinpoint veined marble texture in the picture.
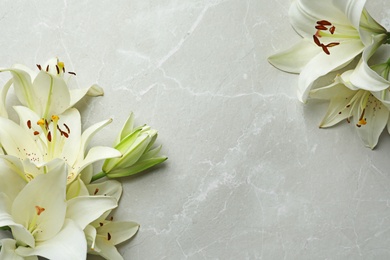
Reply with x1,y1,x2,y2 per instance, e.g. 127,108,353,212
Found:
0,0,390,259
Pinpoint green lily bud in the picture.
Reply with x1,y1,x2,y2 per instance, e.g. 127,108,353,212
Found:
101,113,167,178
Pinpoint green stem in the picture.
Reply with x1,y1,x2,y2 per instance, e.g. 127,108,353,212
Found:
91,171,107,182
386,32,390,44
0,226,10,231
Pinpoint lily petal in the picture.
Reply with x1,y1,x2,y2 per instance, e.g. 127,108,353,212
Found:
298,39,364,102
0,117,43,164
31,71,70,118
87,180,123,201
0,79,12,118
93,236,124,260
97,221,139,246
289,0,361,38
69,84,104,108
73,146,121,181
268,39,321,73
353,94,390,148
66,196,117,230
66,175,89,200
11,162,67,242
350,34,390,91
16,219,87,260
0,238,37,260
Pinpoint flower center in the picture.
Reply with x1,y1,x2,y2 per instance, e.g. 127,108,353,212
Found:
27,205,46,236
313,20,340,55
26,114,71,161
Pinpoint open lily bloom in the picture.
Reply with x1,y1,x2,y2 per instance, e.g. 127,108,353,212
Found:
0,58,104,119
0,107,121,184
268,0,387,102
84,180,139,260
0,162,118,259
310,71,390,148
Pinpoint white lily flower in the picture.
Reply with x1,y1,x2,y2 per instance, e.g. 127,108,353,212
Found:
0,107,121,184
0,162,118,259
0,57,104,119
83,180,139,260
268,0,388,102
310,71,390,148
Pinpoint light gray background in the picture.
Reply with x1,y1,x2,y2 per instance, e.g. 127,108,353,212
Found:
0,0,390,259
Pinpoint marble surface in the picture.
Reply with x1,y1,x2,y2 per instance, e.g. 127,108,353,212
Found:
1,0,390,259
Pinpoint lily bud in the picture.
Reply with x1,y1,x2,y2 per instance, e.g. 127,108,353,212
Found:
102,113,167,178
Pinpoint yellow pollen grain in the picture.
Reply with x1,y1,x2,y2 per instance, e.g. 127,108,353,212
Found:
57,61,65,70
358,119,367,125
51,115,59,121
37,119,45,126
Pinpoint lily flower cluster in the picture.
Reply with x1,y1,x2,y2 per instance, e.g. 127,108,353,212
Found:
268,0,390,148
0,58,167,259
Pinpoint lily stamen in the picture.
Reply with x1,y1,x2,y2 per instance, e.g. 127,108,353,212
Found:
312,20,343,55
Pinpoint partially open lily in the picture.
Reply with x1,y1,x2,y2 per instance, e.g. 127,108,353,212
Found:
310,71,390,148
0,107,121,184
0,162,118,259
84,179,139,260
0,58,104,119
268,0,388,102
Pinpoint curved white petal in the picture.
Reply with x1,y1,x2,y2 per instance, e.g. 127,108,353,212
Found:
11,163,67,242
69,84,104,107
289,0,357,38
57,108,82,166
0,117,43,163
350,34,390,91
85,224,97,251
353,95,389,149
66,196,117,230
79,164,93,185
75,146,121,175
359,9,387,45
0,159,27,200
87,180,123,201
66,175,89,200
0,238,28,260
32,71,70,118
16,219,87,260
97,221,139,246
298,39,364,102
80,118,113,156
332,0,366,30
94,236,124,260
13,106,41,132
0,68,37,111
0,193,15,227
0,79,12,118
268,39,321,73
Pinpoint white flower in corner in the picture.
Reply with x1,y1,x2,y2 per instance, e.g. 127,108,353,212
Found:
84,180,139,260
310,71,390,148
0,57,104,119
268,0,387,102
0,162,118,259
0,107,121,184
